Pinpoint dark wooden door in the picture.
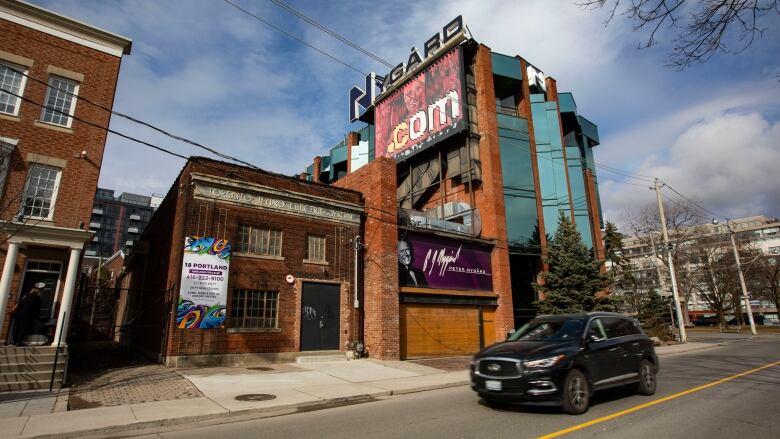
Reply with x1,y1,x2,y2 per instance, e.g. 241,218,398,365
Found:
300,283,340,351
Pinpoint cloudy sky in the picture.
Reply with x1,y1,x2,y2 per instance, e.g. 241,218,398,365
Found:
30,0,780,225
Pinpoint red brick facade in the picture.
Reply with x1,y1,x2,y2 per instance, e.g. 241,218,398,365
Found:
334,157,399,359
0,3,130,344
126,158,364,365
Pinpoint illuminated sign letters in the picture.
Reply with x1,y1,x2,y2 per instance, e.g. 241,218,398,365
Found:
349,16,464,122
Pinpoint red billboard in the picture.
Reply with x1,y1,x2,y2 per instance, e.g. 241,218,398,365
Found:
374,48,465,161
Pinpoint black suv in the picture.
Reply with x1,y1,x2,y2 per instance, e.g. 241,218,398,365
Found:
470,312,658,414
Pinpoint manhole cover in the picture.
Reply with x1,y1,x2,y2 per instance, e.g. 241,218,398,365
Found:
235,394,277,402
247,366,274,371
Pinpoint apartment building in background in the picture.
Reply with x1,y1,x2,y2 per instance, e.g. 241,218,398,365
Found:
619,215,779,325
84,188,157,260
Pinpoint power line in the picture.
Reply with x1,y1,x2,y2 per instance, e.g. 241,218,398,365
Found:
254,0,658,186
2,88,189,161
265,0,394,69
3,64,260,170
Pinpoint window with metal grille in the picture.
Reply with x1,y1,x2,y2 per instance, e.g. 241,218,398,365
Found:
40,75,78,127
236,225,282,256
0,61,26,115
230,289,278,329
21,164,61,220
307,235,326,262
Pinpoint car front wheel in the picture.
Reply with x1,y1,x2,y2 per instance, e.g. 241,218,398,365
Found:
635,359,657,395
562,369,590,415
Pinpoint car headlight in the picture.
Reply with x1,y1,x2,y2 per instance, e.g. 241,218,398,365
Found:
523,355,565,368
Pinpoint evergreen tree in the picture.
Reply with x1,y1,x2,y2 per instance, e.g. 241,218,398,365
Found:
603,221,624,265
534,212,615,314
638,289,673,340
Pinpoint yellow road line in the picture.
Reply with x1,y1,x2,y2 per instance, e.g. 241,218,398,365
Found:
538,360,780,439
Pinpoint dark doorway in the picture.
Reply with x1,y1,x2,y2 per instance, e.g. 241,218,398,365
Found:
509,253,539,329
300,282,340,351
19,262,61,323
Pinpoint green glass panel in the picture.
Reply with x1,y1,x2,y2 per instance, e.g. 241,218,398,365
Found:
491,52,522,80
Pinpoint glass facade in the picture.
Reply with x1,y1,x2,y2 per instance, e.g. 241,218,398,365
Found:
531,93,572,237
498,113,539,250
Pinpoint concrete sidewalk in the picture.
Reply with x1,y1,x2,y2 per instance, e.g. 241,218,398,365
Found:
0,341,720,438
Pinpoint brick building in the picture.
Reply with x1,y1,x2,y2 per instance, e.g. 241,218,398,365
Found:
123,158,364,366
306,16,606,359
0,0,131,346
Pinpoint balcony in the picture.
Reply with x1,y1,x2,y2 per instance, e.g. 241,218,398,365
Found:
129,214,141,221
89,222,101,229
92,208,103,215
128,227,139,234
125,240,134,247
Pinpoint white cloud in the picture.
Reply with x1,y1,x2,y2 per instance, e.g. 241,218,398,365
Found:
26,0,780,224
601,112,780,224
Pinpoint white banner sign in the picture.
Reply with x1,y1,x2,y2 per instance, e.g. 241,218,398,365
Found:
177,237,231,329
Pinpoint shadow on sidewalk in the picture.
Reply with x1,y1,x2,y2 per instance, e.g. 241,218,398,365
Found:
67,341,202,410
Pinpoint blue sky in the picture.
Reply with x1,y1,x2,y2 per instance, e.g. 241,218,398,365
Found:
30,0,780,226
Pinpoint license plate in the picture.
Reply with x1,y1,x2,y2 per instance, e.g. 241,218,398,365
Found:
485,380,502,391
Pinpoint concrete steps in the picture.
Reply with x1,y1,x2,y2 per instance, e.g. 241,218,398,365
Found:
295,350,347,363
0,345,66,392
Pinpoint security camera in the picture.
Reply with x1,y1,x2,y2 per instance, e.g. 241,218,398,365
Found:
80,150,87,158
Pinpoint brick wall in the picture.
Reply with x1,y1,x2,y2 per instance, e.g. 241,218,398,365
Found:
334,157,399,359
0,17,124,341
128,158,363,360
0,18,122,229
472,45,514,340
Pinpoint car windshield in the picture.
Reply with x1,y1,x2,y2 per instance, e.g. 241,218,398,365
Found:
508,318,585,342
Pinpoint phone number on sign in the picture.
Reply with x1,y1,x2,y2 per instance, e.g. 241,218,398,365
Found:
185,275,224,281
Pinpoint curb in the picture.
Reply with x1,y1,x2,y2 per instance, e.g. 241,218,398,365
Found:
18,344,722,438
20,380,471,439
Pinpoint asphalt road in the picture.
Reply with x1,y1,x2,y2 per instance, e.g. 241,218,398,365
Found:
133,333,780,439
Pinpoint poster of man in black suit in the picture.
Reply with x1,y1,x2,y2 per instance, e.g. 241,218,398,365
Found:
397,239,428,288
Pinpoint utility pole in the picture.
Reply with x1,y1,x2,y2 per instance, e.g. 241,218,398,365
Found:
648,232,676,326
653,178,687,343
726,221,757,335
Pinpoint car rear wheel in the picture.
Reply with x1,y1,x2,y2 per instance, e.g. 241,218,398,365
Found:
635,359,656,395
562,369,589,415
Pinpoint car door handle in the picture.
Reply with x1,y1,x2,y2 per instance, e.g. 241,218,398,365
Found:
632,342,640,346
608,347,620,352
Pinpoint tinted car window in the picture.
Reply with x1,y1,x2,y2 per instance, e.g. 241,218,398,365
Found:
623,319,643,335
587,318,608,340
602,317,629,338
508,318,585,342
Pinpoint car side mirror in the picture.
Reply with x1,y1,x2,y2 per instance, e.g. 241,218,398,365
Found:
506,329,515,340
587,334,605,344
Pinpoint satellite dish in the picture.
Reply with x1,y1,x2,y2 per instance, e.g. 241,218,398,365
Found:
285,274,295,284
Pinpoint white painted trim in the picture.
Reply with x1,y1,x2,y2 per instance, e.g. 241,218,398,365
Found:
0,2,130,57
0,60,28,116
17,258,63,320
40,75,79,128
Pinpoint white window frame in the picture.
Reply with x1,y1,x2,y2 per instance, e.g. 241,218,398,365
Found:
306,234,327,263
40,75,79,128
20,163,62,221
0,60,28,116
0,137,17,197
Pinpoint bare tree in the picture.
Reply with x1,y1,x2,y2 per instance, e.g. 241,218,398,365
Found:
746,253,780,320
581,0,780,69
623,199,707,324
687,234,741,329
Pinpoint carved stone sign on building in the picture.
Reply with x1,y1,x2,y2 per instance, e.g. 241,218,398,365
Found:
192,178,361,225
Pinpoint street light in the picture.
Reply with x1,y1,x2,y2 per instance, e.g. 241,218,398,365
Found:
712,219,757,335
